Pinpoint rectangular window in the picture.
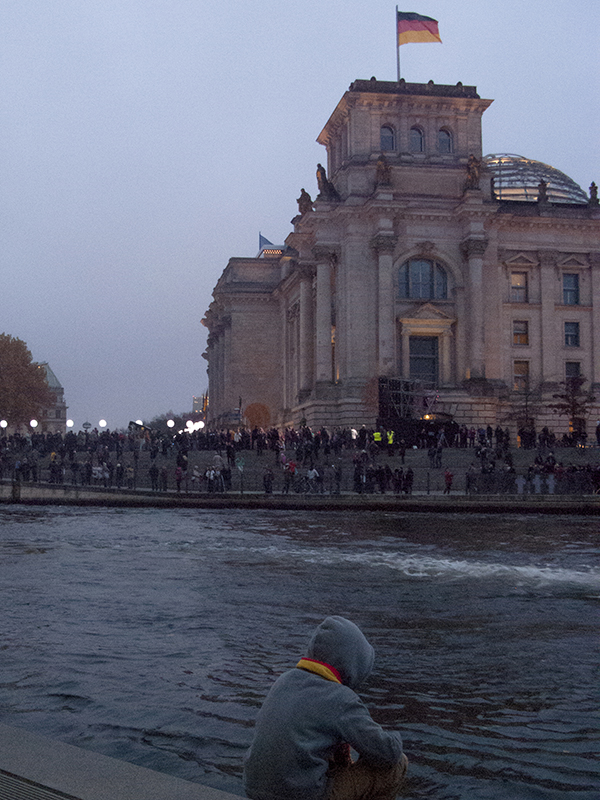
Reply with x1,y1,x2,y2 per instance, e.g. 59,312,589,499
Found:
409,336,438,387
438,129,453,154
565,361,581,380
380,126,395,151
409,261,431,299
513,360,529,391
407,260,447,300
410,127,424,152
563,273,579,305
513,320,529,346
564,321,580,347
510,272,528,303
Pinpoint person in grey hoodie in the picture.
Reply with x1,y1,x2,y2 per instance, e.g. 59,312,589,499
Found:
244,616,407,800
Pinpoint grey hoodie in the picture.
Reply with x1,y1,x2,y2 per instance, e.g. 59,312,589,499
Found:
243,616,403,800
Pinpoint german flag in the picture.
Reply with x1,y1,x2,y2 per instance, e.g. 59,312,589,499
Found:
397,11,441,46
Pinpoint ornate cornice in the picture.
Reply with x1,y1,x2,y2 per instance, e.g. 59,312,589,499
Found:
460,237,489,259
371,233,398,253
415,240,435,256
537,250,559,267
312,245,339,264
297,264,316,282
287,302,300,322
588,252,600,268
492,216,598,233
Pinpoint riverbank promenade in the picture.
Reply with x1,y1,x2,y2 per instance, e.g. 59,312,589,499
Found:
2,441,599,513
0,722,240,800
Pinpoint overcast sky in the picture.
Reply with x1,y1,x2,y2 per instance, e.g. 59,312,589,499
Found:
1,1,598,429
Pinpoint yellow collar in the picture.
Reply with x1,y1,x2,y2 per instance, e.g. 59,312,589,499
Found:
296,658,342,684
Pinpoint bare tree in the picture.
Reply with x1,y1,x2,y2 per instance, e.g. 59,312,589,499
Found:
548,375,596,443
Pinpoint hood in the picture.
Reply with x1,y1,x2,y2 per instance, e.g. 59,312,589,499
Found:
306,616,375,689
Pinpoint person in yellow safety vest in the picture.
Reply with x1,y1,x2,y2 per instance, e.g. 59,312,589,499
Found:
373,430,383,448
387,430,395,456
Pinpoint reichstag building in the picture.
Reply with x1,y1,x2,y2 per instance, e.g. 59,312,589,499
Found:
202,77,600,437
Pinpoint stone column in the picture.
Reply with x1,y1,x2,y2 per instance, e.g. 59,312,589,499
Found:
453,285,467,380
461,237,488,378
401,324,411,378
539,251,557,382
372,234,398,377
280,296,289,410
313,247,335,383
222,323,230,413
205,337,216,423
214,332,223,420
298,268,314,395
285,303,299,409
217,315,231,417
440,330,453,385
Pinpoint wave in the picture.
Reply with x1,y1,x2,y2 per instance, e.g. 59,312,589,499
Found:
245,544,600,588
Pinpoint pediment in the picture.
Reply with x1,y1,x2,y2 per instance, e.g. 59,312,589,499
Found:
410,302,453,320
557,254,588,269
504,252,538,267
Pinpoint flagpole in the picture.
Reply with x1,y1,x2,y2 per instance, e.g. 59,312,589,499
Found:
395,6,400,81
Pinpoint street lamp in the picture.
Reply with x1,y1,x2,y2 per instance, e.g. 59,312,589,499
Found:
185,420,205,433
66,419,74,428
99,419,107,428
0,420,7,429
30,419,38,429
167,419,175,428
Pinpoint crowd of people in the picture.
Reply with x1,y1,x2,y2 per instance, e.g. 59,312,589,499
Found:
1,419,600,495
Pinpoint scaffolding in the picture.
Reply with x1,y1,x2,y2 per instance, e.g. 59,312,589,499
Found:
378,377,439,422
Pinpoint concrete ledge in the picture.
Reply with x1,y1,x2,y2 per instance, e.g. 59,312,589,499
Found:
0,723,241,800
1,480,599,514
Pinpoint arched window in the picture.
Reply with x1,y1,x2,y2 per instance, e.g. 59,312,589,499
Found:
399,259,448,300
438,128,453,154
380,125,395,152
409,127,424,153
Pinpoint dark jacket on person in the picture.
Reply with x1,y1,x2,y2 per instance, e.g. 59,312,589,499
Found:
243,616,403,800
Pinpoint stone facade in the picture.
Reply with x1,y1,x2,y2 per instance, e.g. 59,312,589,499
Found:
202,78,600,437
38,363,68,434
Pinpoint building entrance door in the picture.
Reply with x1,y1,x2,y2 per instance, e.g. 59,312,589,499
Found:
409,336,438,387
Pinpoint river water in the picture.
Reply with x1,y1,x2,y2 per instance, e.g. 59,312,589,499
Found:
0,507,598,798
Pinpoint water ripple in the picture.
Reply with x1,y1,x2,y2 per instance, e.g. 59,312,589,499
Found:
0,507,598,799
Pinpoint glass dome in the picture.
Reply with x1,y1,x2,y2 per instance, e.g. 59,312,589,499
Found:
483,154,588,204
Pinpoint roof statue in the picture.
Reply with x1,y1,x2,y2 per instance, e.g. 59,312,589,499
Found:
316,163,340,202
464,154,481,190
296,188,313,215
590,182,599,205
375,154,391,187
